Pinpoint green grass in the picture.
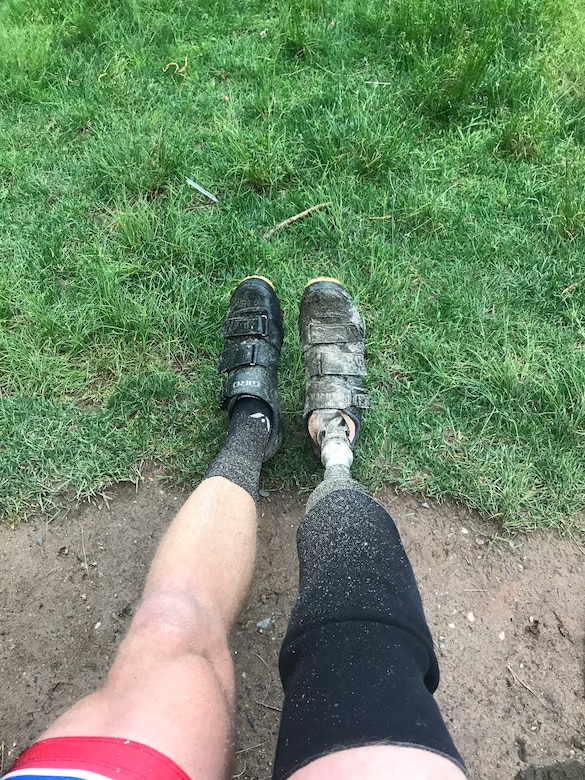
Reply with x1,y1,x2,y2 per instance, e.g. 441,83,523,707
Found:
1,0,585,529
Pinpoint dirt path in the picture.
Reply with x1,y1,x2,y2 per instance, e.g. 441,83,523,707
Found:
1,473,584,779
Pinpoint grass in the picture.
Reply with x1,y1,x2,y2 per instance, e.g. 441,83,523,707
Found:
1,0,585,529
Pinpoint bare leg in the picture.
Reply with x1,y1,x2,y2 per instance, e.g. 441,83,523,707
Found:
4,276,286,780
289,745,466,780
39,476,256,780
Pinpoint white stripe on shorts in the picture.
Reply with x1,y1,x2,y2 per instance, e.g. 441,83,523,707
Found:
3,768,111,780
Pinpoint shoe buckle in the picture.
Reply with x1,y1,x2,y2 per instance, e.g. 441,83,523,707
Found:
223,314,268,338
353,388,370,409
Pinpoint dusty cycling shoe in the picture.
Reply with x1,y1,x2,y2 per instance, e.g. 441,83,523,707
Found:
218,276,284,461
298,277,369,458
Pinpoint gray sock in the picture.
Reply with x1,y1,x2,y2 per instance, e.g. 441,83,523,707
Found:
202,402,271,503
306,464,369,513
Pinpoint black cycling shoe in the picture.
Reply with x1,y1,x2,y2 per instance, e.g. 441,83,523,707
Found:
298,277,369,456
218,276,284,461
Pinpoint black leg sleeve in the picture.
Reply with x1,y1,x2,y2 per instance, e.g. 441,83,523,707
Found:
272,489,466,780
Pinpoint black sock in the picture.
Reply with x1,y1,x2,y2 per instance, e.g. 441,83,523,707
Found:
202,397,272,502
230,396,273,429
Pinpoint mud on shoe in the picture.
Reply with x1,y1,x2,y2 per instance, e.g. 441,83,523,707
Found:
298,278,369,461
218,276,284,461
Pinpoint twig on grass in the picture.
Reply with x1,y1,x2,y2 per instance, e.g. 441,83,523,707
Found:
163,56,188,76
185,178,218,203
263,202,331,239
561,282,580,295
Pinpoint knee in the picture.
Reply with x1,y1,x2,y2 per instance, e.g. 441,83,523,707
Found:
128,588,227,660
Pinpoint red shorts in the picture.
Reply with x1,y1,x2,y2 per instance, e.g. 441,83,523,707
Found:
3,736,192,780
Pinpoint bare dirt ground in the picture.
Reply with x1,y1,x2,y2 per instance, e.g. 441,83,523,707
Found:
1,471,584,779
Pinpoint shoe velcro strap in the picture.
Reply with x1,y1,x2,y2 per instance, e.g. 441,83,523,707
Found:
306,321,363,345
305,376,370,411
218,341,276,373
222,314,268,338
304,346,366,378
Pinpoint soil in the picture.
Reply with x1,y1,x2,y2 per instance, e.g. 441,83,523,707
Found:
1,472,584,779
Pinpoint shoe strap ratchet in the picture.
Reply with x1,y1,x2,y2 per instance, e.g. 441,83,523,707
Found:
221,312,268,338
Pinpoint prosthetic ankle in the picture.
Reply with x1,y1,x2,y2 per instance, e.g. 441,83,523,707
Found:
315,411,353,473
306,411,368,511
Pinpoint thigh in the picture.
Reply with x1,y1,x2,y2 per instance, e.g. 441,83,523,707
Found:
288,744,467,780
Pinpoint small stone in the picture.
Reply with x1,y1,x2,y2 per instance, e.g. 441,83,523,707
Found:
448,622,455,629
475,536,485,546
421,502,430,509
467,612,475,623
461,527,469,535
259,489,270,498
499,631,505,641
94,621,101,630
256,617,273,631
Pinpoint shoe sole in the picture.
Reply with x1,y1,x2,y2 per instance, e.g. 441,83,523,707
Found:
242,274,275,290
304,276,343,290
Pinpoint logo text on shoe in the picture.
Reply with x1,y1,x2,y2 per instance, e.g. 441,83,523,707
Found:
233,380,261,388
